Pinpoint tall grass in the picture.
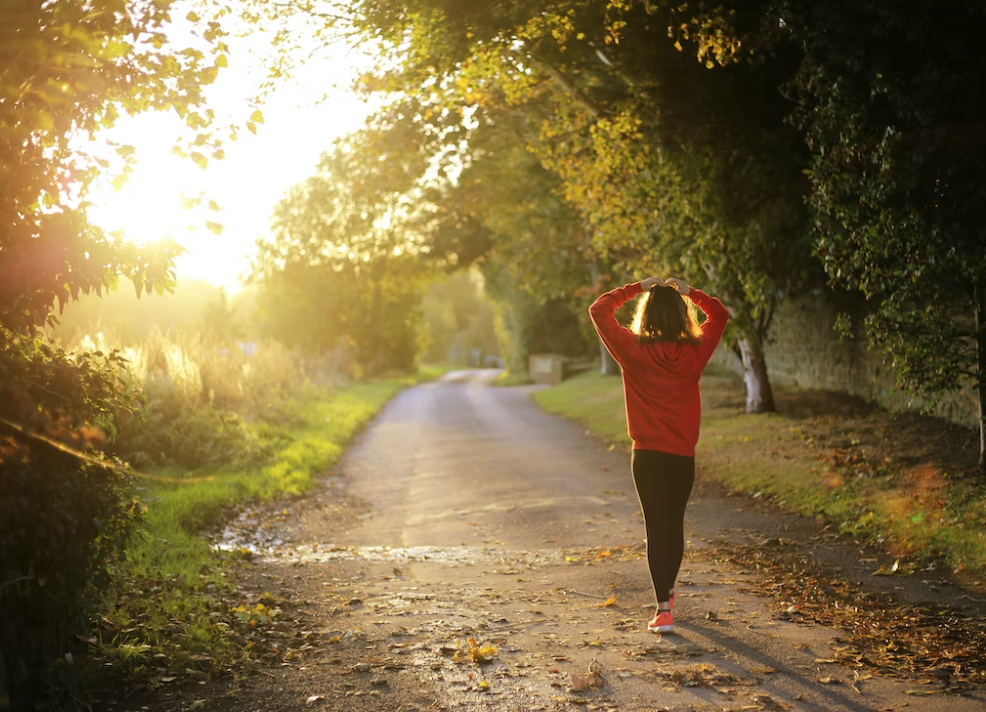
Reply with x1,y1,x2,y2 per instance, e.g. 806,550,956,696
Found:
74,327,338,471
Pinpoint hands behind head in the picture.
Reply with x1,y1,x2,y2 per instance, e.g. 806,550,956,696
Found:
664,277,691,296
640,276,691,296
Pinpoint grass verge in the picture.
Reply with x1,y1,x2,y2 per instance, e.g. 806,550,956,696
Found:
532,369,986,583
492,370,534,387
86,367,445,693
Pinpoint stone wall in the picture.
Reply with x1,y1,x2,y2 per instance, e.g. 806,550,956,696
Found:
710,292,979,427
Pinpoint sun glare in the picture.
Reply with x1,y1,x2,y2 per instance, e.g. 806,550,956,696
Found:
84,27,376,295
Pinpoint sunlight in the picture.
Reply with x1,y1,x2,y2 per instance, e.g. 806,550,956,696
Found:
84,23,376,295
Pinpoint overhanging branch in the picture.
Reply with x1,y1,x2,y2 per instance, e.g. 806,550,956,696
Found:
529,58,604,119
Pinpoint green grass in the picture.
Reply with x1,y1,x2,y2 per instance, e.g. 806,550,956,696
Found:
492,370,534,387
533,370,630,443
531,369,986,582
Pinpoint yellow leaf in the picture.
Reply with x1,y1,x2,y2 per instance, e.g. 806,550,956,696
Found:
206,221,223,235
597,595,617,608
246,121,257,134
190,152,207,169
186,11,201,22
250,109,264,124
216,54,228,68
468,638,498,663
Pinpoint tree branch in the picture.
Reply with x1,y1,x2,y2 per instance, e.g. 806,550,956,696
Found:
529,58,604,119
0,417,214,485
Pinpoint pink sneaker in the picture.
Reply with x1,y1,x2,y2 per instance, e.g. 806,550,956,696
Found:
648,609,674,633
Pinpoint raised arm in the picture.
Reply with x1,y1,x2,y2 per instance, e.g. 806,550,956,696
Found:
588,281,644,365
688,288,730,365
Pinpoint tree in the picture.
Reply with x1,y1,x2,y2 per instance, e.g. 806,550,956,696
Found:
780,0,986,471
420,271,499,365
251,128,433,375
522,3,814,409
0,1,229,702
1,0,232,330
422,107,601,371
334,0,816,411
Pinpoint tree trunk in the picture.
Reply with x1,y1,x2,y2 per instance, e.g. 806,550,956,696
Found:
736,335,776,413
976,279,986,475
599,338,621,376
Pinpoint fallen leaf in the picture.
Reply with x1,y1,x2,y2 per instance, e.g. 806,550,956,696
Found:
467,638,498,663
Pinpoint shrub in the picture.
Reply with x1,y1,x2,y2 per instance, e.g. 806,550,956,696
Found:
0,444,138,707
0,327,143,706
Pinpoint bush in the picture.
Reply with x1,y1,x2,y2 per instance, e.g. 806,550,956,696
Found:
96,329,323,472
0,327,143,706
0,445,138,708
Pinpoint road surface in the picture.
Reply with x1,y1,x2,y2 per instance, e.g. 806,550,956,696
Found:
168,370,986,712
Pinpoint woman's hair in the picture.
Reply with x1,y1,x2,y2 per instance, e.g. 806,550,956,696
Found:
630,286,702,345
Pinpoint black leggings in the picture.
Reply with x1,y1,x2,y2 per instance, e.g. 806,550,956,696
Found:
631,449,695,604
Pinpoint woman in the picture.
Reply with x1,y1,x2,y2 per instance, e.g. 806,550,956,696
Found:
588,276,729,633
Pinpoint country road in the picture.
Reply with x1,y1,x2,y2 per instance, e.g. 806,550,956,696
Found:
149,370,986,712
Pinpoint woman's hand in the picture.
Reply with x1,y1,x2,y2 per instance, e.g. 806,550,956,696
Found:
639,276,665,290
665,277,691,295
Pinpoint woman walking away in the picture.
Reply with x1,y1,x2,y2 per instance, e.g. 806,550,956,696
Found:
589,276,729,634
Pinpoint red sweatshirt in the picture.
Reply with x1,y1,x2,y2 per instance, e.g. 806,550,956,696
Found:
588,282,729,456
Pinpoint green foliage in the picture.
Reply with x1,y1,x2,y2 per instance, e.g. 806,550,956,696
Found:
330,0,820,410
0,0,230,330
253,129,434,376
483,263,594,373
0,324,139,707
420,271,499,364
0,326,137,438
0,2,233,700
86,326,312,471
0,446,138,708
786,0,986,391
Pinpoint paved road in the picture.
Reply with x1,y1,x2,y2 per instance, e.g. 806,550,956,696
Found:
194,370,986,712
